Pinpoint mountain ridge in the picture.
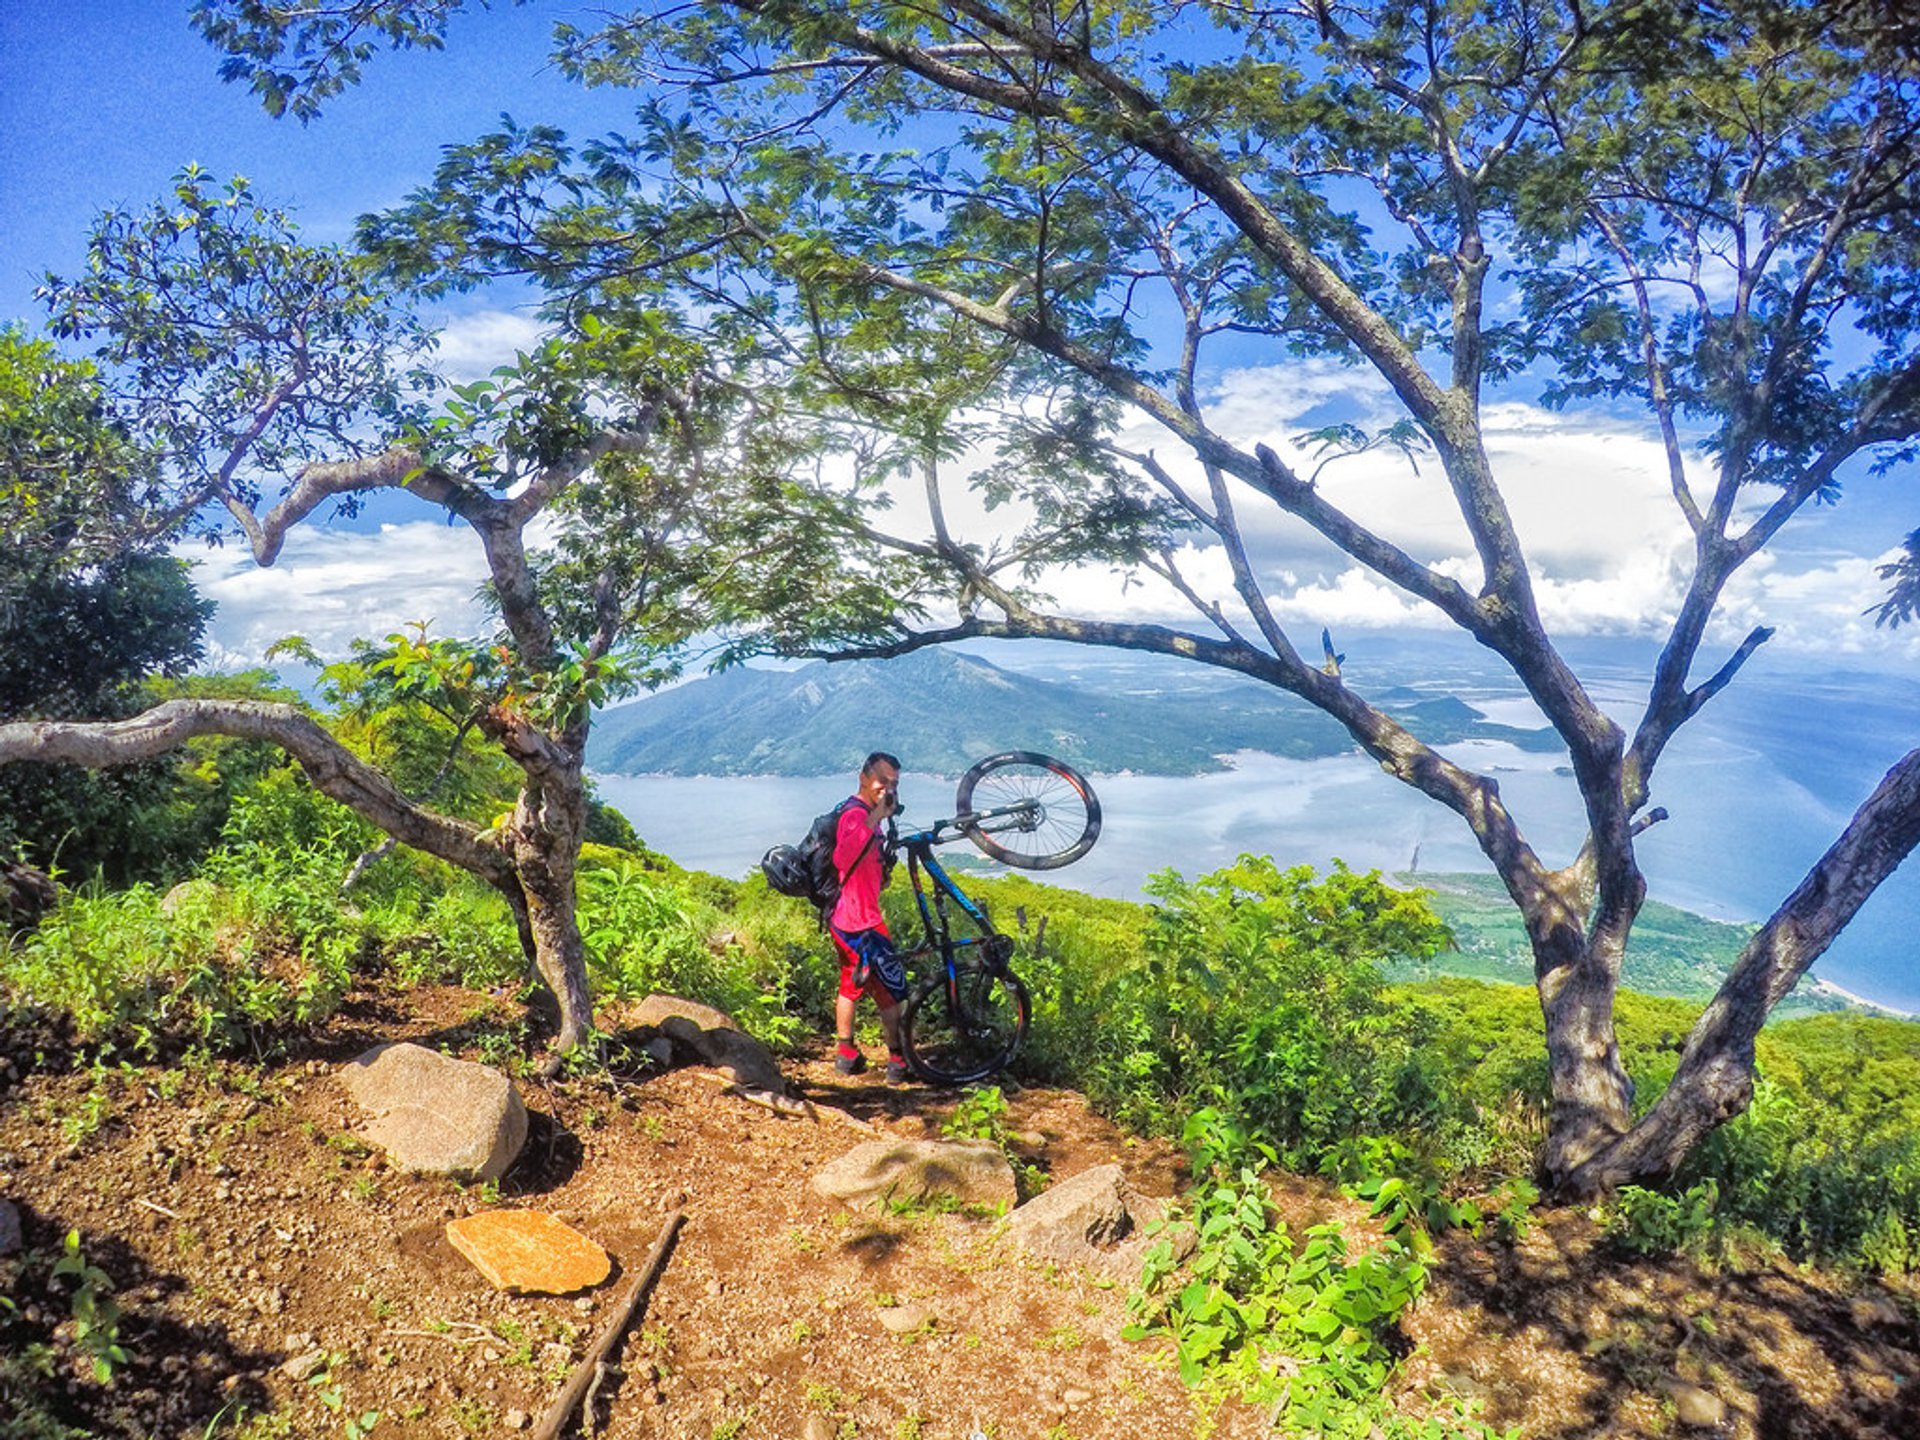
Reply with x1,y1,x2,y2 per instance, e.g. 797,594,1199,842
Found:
588,648,1561,777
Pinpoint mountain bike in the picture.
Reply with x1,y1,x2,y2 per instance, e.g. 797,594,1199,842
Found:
890,751,1101,1085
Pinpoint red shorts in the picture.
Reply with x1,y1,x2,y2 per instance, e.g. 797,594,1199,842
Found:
829,921,904,1003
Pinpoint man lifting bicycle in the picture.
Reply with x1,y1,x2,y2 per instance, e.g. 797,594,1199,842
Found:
829,751,910,1081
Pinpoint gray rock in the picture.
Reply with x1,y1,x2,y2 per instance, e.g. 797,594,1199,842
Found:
1667,1381,1725,1429
280,1348,328,1382
1004,1162,1192,1278
811,1138,1016,1210
159,878,216,917
630,994,786,1094
0,1198,21,1257
338,1042,526,1181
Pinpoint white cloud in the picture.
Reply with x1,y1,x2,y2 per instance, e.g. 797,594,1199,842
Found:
1716,547,1920,661
1024,364,1704,640
186,520,492,669
175,353,1916,673
431,308,549,384
957,363,1920,663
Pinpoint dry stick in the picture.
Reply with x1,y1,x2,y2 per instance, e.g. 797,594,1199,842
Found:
701,1072,876,1133
580,1362,610,1440
532,1208,686,1440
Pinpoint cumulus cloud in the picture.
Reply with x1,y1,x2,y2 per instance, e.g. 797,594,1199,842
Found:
1715,547,1920,661
865,359,1910,664
186,520,492,670
1009,362,1709,642
177,349,1914,673
431,308,549,384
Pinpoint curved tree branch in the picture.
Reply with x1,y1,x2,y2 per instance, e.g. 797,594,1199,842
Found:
0,700,515,889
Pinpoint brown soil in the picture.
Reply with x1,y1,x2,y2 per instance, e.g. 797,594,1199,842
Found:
2,978,1916,1440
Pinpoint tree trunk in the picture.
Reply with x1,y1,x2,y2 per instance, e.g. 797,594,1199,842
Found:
505,767,594,1057
1532,897,1637,1185
1562,747,1920,1195
516,860,593,1056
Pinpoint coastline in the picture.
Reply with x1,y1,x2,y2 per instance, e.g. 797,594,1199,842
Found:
1806,975,1918,1020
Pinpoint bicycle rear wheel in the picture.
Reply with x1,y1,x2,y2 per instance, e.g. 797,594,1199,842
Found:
900,966,1030,1086
955,751,1101,870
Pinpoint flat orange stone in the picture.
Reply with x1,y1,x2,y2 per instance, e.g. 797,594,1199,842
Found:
445,1210,611,1294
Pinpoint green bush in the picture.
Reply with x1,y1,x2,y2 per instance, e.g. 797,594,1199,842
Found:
1002,858,1456,1166
7,842,360,1058
1126,1109,1515,1440
1600,1180,1723,1261
578,855,807,1050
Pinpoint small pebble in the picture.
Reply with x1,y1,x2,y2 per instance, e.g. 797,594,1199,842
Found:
279,1349,328,1383
877,1304,933,1334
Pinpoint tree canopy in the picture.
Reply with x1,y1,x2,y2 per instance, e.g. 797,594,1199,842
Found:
39,0,1915,1186
1,163,882,1055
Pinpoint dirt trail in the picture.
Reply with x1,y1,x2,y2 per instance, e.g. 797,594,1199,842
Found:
1,979,1916,1439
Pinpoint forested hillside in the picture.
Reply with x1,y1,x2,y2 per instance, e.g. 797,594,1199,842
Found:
588,649,1559,777
1403,873,1860,1018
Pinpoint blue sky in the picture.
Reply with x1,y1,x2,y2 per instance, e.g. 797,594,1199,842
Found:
0,2,592,316
4,2,1917,677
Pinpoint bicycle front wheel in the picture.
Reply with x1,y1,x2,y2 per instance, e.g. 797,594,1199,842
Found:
901,966,1031,1086
955,751,1101,870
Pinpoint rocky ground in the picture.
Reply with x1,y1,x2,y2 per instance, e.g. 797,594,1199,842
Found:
1,976,1917,1440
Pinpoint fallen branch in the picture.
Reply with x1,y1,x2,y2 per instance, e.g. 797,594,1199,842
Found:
704,1073,875,1132
532,1208,685,1440
135,1197,181,1220
580,1362,611,1439
706,1076,807,1116
800,1098,879,1134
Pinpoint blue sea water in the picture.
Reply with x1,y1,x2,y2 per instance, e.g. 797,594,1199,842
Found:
591,636,1920,1013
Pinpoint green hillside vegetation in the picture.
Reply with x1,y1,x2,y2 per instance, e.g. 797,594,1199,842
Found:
1397,871,1857,1019
2,672,1913,1433
10,792,1919,1280
11,750,1920,1440
587,649,1560,777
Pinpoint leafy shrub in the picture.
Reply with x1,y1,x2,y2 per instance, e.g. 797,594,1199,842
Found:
578,856,805,1050
1011,858,1455,1166
1600,1181,1723,1261
1126,1109,1514,1439
6,860,355,1059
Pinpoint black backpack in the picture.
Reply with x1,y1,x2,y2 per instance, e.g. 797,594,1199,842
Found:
762,798,882,916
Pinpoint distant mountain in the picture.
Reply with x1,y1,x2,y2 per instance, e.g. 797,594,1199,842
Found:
588,649,1560,777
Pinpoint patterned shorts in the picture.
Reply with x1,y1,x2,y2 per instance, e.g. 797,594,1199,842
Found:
829,923,906,1004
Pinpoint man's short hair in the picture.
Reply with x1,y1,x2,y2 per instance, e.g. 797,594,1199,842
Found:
862,751,902,777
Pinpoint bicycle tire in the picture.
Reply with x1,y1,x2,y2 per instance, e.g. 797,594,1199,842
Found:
954,750,1101,870
900,966,1031,1086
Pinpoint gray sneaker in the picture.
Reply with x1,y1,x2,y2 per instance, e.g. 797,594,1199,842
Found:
885,1054,910,1084
835,1051,868,1076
